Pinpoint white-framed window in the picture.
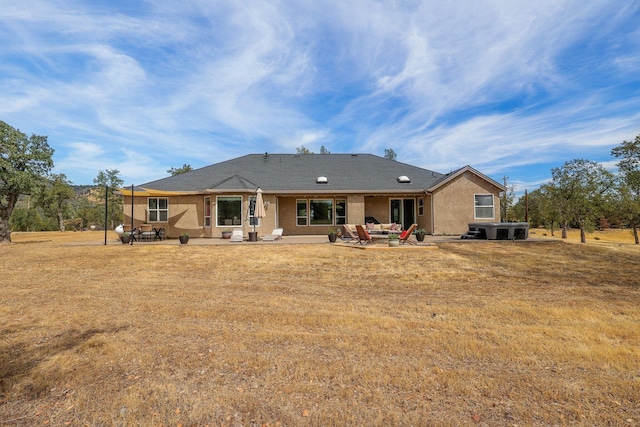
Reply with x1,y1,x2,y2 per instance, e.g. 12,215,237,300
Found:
310,199,333,225
204,196,211,227
148,197,168,222
296,200,308,226
296,198,346,226
418,197,424,216
335,199,346,225
217,196,242,226
474,194,495,219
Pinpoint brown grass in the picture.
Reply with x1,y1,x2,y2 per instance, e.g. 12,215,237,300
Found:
530,226,639,245
1,231,639,426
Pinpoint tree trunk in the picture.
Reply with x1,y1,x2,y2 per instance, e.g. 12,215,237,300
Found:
561,221,568,239
58,211,65,232
0,215,11,243
580,227,586,243
633,225,639,245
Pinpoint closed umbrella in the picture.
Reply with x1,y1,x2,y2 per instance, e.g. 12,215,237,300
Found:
253,188,266,232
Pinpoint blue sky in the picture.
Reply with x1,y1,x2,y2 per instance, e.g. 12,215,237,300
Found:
1,1,639,194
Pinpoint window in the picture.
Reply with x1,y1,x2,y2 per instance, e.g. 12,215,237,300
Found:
475,194,494,219
217,196,242,226
297,198,345,226
335,199,346,225
296,200,308,226
148,198,168,222
418,197,424,216
204,197,211,227
310,199,333,225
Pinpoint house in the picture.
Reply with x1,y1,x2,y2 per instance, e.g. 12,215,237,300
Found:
120,153,506,238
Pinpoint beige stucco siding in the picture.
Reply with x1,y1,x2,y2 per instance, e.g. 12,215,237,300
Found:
419,195,433,234
364,197,388,223
124,194,279,239
346,195,365,225
431,172,502,235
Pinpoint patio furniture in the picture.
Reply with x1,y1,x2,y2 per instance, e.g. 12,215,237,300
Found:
230,229,244,242
355,224,374,245
399,223,418,245
154,227,165,241
262,228,283,241
342,225,359,243
139,224,155,242
123,224,138,241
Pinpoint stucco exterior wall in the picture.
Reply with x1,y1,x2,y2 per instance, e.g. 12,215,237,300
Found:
364,197,389,223
431,172,502,235
418,195,432,234
124,194,279,239
277,197,298,235
346,195,365,225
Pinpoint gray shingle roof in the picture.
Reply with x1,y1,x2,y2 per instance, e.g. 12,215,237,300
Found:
136,154,452,193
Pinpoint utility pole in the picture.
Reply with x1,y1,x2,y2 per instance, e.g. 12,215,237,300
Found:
502,175,509,222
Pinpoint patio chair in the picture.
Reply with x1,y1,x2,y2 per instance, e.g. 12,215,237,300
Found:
262,228,283,241
230,229,244,242
355,224,374,245
399,223,418,245
342,225,359,243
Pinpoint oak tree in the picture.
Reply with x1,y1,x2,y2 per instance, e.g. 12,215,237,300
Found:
611,134,640,243
0,121,54,243
548,159,616,243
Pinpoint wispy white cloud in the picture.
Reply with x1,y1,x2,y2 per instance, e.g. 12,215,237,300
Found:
0,0,638,188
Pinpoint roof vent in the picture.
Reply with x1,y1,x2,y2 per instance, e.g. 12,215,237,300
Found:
397,175,411,183
316,176,328,184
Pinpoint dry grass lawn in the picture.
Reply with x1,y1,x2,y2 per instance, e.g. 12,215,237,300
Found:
1,231,639,426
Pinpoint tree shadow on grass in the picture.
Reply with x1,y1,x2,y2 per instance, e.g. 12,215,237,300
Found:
0,325,130,400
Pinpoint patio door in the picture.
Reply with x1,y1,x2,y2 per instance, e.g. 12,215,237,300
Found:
390,198,415,230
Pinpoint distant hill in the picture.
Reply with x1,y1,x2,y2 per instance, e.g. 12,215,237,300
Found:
72,185,95,196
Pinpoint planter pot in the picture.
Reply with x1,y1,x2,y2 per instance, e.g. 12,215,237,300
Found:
416,233,426,242
179,235,189,244
328,234,337,243
221,231,232,239
388,239,400,247
120,235,131,244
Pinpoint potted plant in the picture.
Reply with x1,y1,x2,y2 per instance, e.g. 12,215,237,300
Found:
179,233,189,244
221,229,232,239
328,228,337,243
415,228,427,242
120,232,131,244
388,233,400,247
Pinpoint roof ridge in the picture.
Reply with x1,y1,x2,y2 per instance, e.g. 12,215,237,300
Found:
208,174,258,190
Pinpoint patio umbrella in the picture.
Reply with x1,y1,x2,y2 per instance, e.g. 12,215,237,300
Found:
253,187,266,232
